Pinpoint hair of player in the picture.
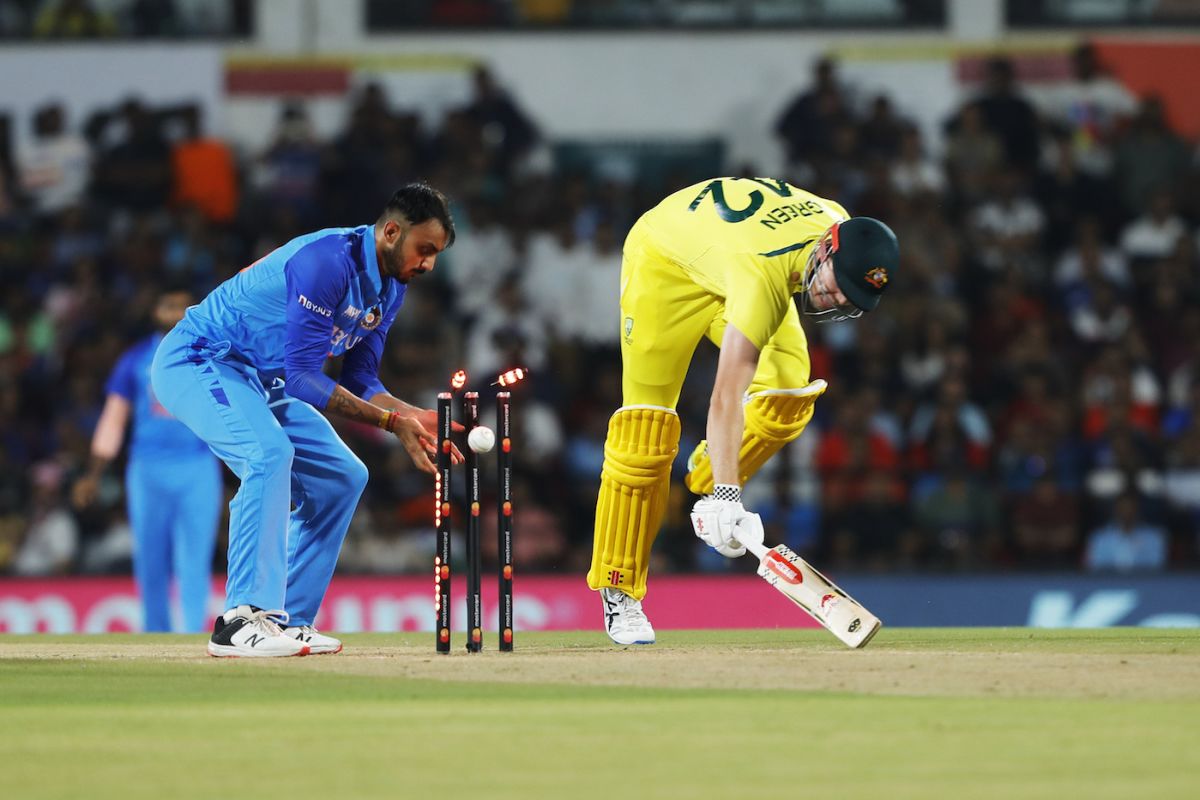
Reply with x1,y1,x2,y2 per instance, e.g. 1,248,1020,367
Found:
379,183,456,247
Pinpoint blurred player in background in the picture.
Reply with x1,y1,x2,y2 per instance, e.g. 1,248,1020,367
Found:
73,286,221,633
588,177,898,644
150,183,456,657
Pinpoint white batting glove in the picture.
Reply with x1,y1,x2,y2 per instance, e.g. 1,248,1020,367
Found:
690,484,749,559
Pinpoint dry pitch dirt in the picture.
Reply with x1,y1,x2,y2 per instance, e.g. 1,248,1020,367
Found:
4,636,1198,700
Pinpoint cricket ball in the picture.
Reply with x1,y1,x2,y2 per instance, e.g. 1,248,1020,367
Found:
468,425,496,453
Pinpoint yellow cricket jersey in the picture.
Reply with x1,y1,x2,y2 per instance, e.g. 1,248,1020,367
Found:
635,177,847,349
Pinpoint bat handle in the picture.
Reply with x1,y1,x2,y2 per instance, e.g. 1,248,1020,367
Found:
732,514,770,560
742,540,769,560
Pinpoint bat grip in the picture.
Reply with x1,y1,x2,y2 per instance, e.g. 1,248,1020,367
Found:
742,540,769,560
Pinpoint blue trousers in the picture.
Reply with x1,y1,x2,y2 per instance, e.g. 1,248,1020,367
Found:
127,454,221,633
150,326,368,626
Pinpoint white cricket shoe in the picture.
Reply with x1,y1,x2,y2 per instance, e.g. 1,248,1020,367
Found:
283,625,343,655
207,606,310,658
601,587,656,646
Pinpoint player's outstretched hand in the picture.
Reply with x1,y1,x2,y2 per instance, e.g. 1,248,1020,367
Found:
391,415,438,475
411,407,465,464
690,495,749,558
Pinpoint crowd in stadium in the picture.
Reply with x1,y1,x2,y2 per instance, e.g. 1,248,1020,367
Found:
1,44,1198,580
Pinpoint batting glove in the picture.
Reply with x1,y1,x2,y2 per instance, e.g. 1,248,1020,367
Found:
690,484,750,558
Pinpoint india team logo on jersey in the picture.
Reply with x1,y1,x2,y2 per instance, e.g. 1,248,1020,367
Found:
360,304,383,331
864,267,889,289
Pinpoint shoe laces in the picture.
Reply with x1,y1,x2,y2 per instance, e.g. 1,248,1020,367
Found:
247,608,289,637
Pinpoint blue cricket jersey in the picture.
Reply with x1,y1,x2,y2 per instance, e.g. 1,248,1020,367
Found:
179,225,404,409
107,333,213,461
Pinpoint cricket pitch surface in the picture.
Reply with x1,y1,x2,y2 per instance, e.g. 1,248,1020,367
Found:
3,628,1198,799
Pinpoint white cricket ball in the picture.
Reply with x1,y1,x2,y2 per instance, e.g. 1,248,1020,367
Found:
468,426,496,454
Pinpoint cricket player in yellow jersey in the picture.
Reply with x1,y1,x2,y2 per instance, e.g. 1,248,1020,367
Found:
588,176,898,644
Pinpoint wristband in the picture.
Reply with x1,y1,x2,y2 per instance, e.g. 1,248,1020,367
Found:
712,484,741,503
378,409,397,432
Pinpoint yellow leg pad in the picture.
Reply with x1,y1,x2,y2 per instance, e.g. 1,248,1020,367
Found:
587,406,681,601
684,380,827,495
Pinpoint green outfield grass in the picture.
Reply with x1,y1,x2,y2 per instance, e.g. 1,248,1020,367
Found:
2,628,1198,800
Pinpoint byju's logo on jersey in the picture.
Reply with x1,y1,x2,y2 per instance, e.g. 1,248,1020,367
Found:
297,294,333,318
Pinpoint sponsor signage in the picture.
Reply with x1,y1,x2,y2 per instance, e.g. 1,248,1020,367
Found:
1,574,1197,633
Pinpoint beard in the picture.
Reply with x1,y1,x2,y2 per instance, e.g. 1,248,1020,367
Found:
385,230,409,282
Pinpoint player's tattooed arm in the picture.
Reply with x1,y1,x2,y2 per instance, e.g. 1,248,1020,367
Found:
326,385,391,428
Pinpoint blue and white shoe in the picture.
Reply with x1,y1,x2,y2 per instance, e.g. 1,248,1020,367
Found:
602,588,656,646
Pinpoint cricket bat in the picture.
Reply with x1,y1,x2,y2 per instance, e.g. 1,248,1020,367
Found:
733,514,881,649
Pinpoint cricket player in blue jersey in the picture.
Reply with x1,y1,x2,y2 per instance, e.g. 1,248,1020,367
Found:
151,183,456,657
74,287,222,633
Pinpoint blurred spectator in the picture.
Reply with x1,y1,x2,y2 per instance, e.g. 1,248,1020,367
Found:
1084,491,1167,572
909,377,993,463
253,101,324,228
322,82,402,223
458,65,540,177
816,395,900,513
823,468,910,571
996,409,1083,496
556,219,622,348
162,206,219,292
484,477,566,571
1164,364,1200,439
1053,217,1130,291
1035,137,1120,253
1163,424,1200,555
90,98,173,214
1068,279,1133,346
0,446,29,571
522,217,583,336
890,124,944,198
16,103,91,217
1078,345,1161,440
444,200,519,326
465,276,549,381
1083,419,1164,521
775,56,853,166
912,471,1001,569
33,0,115,38
170,104,238,224
12,461,79,575
1038,42,1137,178
943,101,1002,205
971,170,1045,274
858,95,905,160
964,56,1041,172
899,314,956,396
1011,474,1080,567
1113,97,1190,213
1119,189,1186,263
